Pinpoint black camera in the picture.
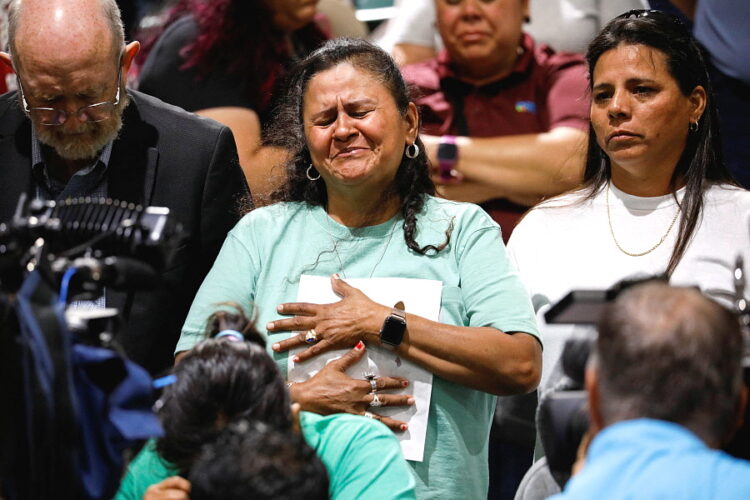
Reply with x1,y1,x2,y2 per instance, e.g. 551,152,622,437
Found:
0,194,181,500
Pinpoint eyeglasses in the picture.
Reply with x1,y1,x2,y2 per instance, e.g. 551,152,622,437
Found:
17,62,122,126
616,9,687,30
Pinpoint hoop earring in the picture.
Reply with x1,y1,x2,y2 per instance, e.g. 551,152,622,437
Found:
689,121,699,132
306,164,321,181
405,142,419,159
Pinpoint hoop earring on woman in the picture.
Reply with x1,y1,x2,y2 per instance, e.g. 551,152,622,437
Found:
405,142,419,159
689,121,699,133
306,164,321,181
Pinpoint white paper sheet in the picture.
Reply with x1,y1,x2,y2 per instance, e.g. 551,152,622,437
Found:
288,274,442,462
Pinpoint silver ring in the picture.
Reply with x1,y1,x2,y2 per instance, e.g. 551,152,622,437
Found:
304,329,318,344
363,411,376,419
369,392,384,408
363,372,378,392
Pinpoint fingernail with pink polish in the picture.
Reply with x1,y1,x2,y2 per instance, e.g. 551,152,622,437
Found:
355,341,365,350
400,424,409,431
402,380,409,387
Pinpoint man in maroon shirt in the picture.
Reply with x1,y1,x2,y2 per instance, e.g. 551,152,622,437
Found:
402,0,590,241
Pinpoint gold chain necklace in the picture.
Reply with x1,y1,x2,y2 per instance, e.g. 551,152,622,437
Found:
606,183,681,257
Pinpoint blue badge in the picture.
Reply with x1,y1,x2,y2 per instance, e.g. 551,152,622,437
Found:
515,101,537,113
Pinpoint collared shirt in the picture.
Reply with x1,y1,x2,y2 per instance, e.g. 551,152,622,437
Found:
31,128,114,309
402,33,589,240
551,419,750,500
30,126,114,202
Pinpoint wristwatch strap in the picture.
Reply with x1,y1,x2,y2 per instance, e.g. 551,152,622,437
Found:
380,301,406,350
392,301,405,320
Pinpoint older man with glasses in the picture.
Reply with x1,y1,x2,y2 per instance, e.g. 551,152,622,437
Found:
0,0,249,376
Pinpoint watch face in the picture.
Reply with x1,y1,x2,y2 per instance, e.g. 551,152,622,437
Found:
381,314,407,346
437,142,458,162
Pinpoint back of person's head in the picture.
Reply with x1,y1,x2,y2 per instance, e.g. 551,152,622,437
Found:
156,306,290,474
189,419,329,500
594,282,744,445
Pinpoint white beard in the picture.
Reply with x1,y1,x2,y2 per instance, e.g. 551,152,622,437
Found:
28,89,128,161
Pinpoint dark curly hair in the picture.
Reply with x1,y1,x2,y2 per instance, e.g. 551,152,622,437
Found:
203,302,266,348
136,0,327,113
189,420,329,500
155,307,291,475
583,11,735,276
264,37,452,255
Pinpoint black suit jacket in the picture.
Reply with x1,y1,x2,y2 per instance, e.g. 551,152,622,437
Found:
0,90,250,374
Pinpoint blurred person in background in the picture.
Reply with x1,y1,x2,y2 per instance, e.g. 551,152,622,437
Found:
317,0,367,38
402,0,590,242
377,0,648,65
137,0,329,200
667,0,750,188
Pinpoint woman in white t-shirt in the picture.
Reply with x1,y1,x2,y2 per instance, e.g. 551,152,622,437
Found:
508,9,750,390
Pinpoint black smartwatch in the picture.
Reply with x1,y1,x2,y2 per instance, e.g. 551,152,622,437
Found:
379,301,406,350
437,135,459,180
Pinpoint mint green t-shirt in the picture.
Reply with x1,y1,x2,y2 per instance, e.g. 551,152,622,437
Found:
114,412,416,500
177,196,539,499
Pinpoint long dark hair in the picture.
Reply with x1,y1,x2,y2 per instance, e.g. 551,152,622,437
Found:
264,37,451,255
155,307,291,475
583,11,734,276
136,0,327,113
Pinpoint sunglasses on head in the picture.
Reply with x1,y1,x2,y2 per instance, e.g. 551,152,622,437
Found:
616,9,689,32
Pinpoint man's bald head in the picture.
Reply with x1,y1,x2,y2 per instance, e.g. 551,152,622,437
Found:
8,0,124,69
592,282,744,446
1,0,137,163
